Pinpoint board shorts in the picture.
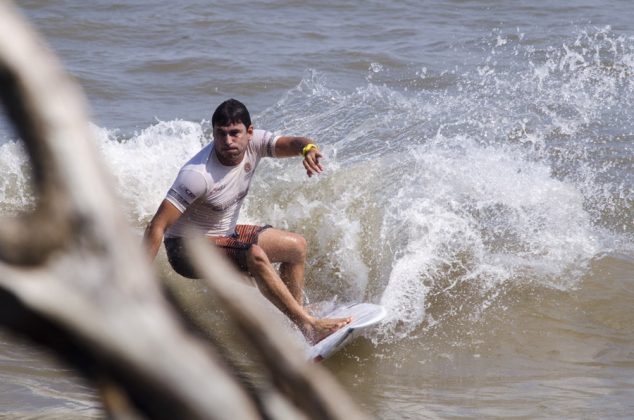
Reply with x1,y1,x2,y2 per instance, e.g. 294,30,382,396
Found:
164,224,272,278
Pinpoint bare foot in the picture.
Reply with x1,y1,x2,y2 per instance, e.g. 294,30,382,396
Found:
302,316,352,344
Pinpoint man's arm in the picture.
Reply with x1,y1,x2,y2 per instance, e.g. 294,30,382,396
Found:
274,136,323,177
143,199,183,261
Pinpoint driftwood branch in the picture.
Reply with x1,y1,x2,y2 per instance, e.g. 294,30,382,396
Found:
0,2,368,419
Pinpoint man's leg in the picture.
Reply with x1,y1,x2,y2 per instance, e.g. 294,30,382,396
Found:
256,228,306,303
246,228,351,343
246,244,311,326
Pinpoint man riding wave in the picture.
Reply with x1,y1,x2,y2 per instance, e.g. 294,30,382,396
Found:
143,99,351,343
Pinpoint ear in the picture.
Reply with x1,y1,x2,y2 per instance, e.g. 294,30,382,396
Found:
247,124,254,139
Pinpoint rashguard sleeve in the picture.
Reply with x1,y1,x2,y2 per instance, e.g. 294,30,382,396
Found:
252,130,279,158
165,169,208,212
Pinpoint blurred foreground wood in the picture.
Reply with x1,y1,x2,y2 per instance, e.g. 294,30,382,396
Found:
0,3,368,419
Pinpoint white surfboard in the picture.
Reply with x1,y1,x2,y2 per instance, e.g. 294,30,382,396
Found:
307,302,386,362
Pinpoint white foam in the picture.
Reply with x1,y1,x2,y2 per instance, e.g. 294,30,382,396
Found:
1,27,630,348
0,140,33,214
251,29,634,342
376,136,600,341
91,120,208,222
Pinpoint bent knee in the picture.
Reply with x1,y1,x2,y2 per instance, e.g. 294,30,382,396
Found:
294,233,308,253
288,233,308,261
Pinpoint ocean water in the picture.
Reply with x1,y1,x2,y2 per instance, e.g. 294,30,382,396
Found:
1,0,634,418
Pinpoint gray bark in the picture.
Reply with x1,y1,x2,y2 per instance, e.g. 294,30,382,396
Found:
0,2,368,419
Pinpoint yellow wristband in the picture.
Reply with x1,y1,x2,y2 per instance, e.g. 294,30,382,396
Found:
302,143,319,157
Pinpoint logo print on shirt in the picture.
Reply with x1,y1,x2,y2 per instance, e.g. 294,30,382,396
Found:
180,184,196,200
211,183,226,194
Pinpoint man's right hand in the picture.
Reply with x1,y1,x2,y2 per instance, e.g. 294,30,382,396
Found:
302,147,324,177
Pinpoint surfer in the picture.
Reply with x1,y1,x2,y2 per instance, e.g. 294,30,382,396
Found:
143,98,351,343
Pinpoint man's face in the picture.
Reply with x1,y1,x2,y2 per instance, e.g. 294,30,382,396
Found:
213,122,253,165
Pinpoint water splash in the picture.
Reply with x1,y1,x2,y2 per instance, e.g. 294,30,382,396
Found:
0,27,630,347
255,27,634,343
93,120,208,223
0,140,33,214
375,136,599,341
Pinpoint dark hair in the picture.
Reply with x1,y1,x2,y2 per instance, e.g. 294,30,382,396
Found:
211,98,252,128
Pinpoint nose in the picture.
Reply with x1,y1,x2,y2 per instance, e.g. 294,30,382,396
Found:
224,133,237,144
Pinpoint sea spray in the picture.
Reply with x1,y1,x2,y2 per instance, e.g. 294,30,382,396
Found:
0,26,628,349
375,136,599,342
93,120,208,223
252,27,632,343
0,140,33,214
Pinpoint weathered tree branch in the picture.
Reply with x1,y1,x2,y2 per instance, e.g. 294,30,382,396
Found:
0,3,260,419
0,2,369,419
